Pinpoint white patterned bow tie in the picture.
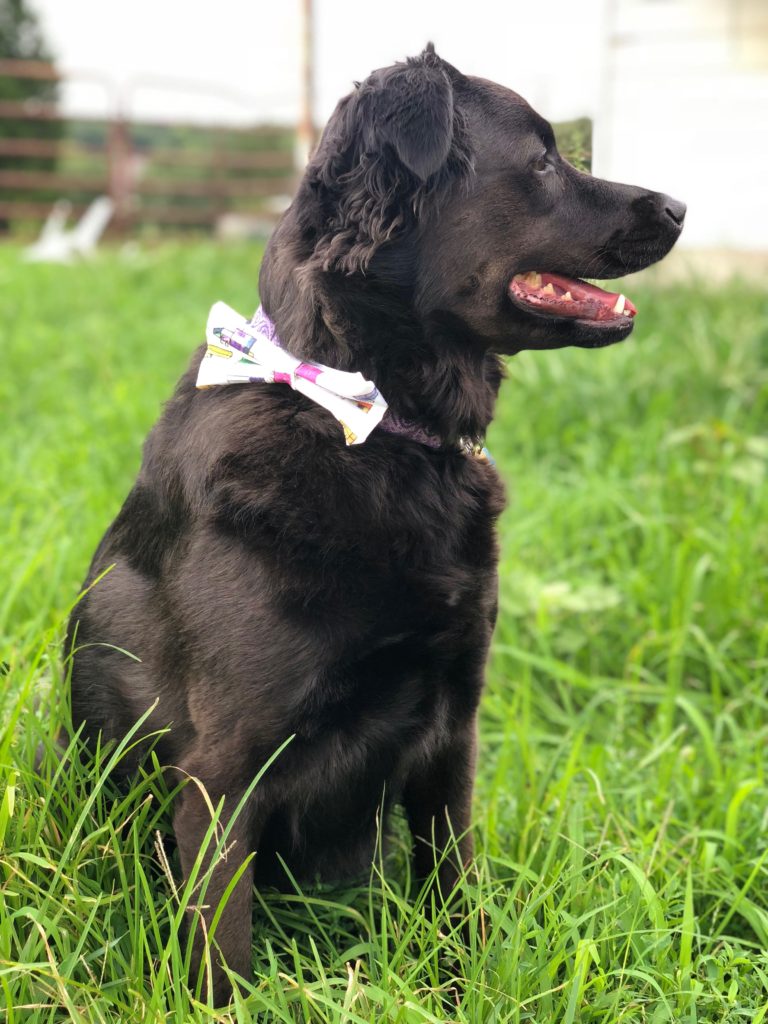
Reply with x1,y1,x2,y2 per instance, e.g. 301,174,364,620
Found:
196,302,388,445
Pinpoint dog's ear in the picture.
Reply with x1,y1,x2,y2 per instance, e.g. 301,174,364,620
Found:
306,46,470,274
366,51,454,181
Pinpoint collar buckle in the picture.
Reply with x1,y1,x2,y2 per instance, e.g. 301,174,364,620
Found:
459,436,493,464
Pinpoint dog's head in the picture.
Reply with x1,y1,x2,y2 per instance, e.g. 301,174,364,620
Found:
261,45,685,362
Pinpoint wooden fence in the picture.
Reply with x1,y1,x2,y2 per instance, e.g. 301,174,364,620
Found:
0,59,297,235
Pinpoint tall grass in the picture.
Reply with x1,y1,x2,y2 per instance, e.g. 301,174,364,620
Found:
1,243,767,1021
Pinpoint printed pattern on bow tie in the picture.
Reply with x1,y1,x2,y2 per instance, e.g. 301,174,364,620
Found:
196,302,388,445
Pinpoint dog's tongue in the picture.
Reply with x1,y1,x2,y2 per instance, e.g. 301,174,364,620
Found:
509,272,637,322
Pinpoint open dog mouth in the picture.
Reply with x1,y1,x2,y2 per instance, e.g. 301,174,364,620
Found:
508,272,637,324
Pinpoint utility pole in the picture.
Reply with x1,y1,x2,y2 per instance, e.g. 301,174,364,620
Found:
296,0,315,170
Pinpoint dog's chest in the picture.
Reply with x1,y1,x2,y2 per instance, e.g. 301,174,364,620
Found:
315,482,498,638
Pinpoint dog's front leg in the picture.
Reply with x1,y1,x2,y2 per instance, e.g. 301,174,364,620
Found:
403,716,477,897
173,779,259,1005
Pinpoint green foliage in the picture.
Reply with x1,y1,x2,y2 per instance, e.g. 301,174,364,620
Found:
1,243,767,1021
0,0,51,62
553,118,592,172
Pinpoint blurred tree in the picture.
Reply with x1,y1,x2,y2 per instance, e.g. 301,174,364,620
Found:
0,0,61,230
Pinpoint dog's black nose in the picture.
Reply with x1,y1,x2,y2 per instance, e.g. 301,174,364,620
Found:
662,196,686,226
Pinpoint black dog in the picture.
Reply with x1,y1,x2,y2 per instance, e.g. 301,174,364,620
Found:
69,46,684,1003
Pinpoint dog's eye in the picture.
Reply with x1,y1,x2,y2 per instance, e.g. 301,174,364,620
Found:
532,155,550,175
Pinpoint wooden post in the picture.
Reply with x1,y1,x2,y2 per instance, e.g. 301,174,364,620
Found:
107,115,133,234
296,0,315,170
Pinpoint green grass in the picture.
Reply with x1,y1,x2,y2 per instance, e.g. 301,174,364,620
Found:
1,242,768,1022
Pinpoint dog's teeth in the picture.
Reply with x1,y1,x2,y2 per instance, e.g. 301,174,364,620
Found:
541,283,555,295
524,271,542,288
562,291,573,302
623,309,632,316
612,293,626,314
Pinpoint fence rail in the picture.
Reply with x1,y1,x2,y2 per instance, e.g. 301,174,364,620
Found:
0,59,297,235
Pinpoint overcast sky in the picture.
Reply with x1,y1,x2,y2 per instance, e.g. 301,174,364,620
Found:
28,0,609,128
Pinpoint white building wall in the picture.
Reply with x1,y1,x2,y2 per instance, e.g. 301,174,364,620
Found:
592,0,768,250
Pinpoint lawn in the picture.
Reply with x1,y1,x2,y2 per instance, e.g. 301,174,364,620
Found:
1,242,767,1022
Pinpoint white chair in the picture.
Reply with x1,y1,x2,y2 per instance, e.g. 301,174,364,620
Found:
25,195,115,263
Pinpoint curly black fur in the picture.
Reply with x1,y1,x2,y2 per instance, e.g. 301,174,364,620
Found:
307,48,473,274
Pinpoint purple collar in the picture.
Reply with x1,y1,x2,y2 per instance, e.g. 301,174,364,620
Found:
365,404,493,463
377,412,442,449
